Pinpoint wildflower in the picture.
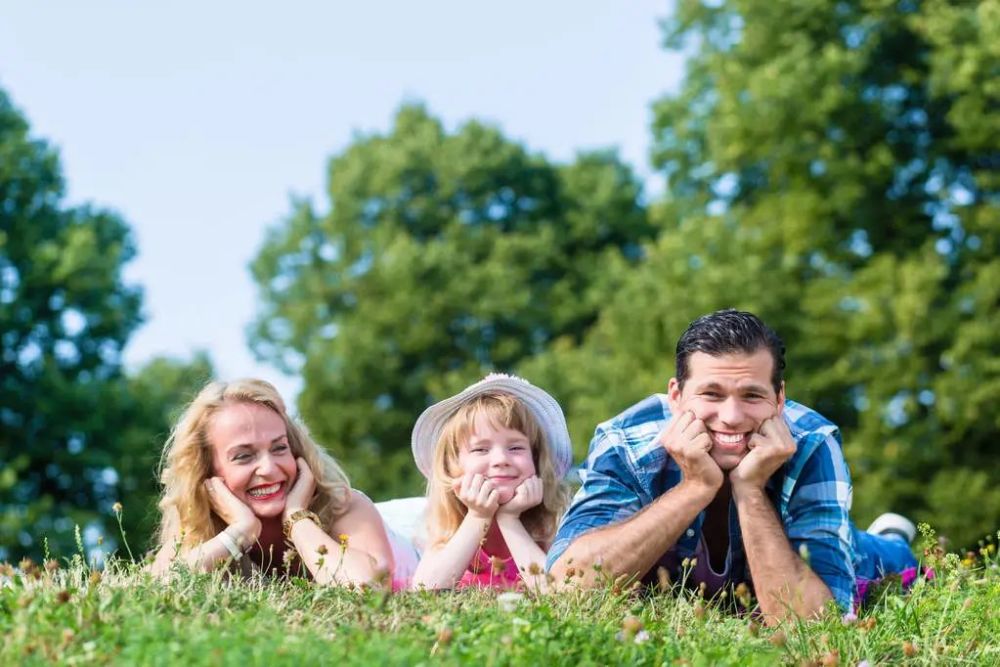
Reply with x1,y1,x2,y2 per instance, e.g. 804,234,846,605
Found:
769,630,786,647
491,556,506,576
56,590,71,604
902,641,917,657
633,630,650,644
436,627,454,645
497,592,524,612
316,544,329,556
747,621,760,637
820,650,839,666
859,617,876,631
566,566,577,578
18,558,36,575
841,612,857,626
693,601,706,620
338,533,349,547
527,562,543,576
89,571,102,586
621,615,643,636
500,635,513,646
61,628,75,645
962,597,973,610
0,563,14,578
112,502,123,514
656,566,671,591
44,559,60,574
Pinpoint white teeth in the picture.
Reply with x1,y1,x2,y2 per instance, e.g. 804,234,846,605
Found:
248,483,281,497
714,433,744,444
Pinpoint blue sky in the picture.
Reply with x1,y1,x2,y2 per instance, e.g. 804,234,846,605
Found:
0,1,683,402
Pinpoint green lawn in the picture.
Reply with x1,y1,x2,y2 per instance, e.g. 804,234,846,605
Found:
2,530,997,666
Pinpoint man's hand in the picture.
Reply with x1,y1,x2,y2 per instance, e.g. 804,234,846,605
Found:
283,457,316,519
660,410,724,493
204,476,261,540
730,416,796,491
496,476,543,518
452,472,500,520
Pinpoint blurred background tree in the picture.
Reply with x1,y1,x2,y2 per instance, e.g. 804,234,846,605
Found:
0,88,214,561
250,105,653,495
532,0,1000,548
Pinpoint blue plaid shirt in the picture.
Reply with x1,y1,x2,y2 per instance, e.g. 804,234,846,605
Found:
547,395,857,611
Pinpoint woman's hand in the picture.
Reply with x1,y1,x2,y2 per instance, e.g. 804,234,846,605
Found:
283,457,316,520
204,476,261,542
452,472,499,520
496,476,543,518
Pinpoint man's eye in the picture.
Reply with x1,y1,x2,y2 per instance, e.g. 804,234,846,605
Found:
702,392,721,399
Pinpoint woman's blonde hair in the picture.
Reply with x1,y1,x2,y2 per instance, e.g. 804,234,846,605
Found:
154,378,351,552
425,392,571,548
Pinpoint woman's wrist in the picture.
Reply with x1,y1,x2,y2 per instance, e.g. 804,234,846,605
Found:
228,518,261,545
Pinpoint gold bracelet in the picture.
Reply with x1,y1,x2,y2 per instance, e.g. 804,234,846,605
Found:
282,509,322,539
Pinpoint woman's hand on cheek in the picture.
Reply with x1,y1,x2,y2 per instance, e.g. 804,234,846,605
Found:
283,457,316,519
204,477,260,536
451,472,499,520
496,476,543,518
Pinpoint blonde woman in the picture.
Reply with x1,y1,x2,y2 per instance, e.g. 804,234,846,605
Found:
149,378,418,588
410,374,572,591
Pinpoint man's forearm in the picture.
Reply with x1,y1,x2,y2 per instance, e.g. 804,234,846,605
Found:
550,481,716,587
734,485,833,623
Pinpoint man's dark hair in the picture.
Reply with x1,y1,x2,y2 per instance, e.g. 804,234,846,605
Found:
675,309,786,394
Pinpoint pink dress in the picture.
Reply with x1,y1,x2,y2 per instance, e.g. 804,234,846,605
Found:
457,548,521,589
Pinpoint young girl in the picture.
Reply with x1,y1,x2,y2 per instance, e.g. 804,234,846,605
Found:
149,378,419,589
410,374,572,590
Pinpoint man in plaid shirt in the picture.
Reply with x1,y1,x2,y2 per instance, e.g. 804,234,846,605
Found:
547,310,917,621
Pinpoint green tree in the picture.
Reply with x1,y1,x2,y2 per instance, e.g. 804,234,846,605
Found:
530,0,998,547
250,105,652,497
0,87,215,561
111,352,215,556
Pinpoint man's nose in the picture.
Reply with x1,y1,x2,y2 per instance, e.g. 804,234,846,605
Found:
718,397,745,426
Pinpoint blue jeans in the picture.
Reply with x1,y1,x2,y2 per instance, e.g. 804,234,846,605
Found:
852,527,918,580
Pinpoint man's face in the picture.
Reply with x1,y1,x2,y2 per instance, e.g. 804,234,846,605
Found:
667,349,785,471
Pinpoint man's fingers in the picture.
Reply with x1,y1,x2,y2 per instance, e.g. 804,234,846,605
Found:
675,409,696,433
691,432,712,451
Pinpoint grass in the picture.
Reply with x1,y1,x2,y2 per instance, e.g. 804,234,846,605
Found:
2,528,998,666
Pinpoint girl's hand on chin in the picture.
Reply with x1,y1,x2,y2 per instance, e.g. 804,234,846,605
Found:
205,477,261,536
496,476,543,518
452,472,499,520
283,457,317,519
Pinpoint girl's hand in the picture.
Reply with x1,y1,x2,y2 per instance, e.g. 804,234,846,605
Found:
496,476,543,518
452,472,499,520
283,457,316,519
204,477,261,539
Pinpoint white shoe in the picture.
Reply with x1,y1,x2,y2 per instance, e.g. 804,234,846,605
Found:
867,512,917,544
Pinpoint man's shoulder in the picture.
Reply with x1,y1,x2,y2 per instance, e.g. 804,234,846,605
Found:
784,399,840,443
597,393,672,443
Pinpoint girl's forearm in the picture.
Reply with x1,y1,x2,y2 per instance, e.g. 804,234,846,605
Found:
495,514,549,591
411,514,491,590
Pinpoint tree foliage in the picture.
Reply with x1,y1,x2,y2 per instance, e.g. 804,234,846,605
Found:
0,87,214,560
529,0,999,548
250,105,653,496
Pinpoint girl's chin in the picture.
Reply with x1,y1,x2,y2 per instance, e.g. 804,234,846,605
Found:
497,488,516,504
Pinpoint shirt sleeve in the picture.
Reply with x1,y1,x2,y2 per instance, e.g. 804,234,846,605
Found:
546,425,646,571
783,431,856,612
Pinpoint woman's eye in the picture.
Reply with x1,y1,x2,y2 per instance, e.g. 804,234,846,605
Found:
273,444,289,453
233,453,252,462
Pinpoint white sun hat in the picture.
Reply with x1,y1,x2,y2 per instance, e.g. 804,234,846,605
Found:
411,373,573,480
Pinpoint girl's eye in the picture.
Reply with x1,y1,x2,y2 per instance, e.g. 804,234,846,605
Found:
471,448,488,454
509,445,526,451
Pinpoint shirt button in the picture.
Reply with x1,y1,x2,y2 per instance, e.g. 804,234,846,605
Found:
686,529,695,537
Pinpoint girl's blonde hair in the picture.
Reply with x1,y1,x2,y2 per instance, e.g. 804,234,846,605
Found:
154,378,351,552
425,392,570,548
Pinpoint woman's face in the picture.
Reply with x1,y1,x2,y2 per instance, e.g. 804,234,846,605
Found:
208,401,298,518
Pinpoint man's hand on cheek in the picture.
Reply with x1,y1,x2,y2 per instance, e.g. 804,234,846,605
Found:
729,416,796,491
660,409,724,493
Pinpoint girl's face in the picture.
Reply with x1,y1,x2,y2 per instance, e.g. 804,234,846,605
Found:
456,412,537,504
208,401,298,518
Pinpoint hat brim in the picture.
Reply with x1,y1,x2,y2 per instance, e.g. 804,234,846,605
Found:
411,374,573,480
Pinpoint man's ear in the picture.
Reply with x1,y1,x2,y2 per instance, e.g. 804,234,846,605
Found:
667,377,682,413
775,381,786,416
